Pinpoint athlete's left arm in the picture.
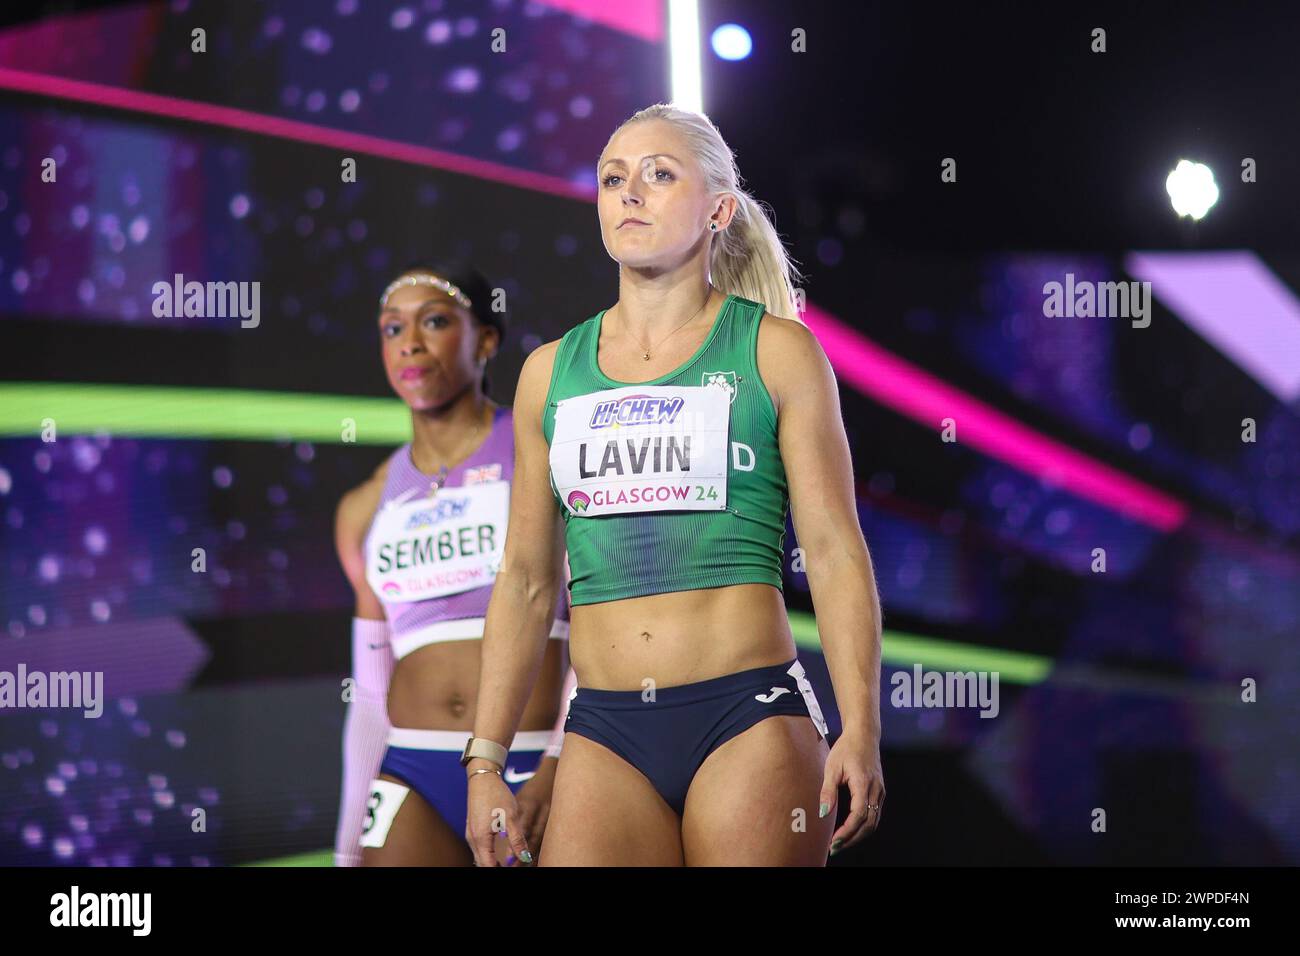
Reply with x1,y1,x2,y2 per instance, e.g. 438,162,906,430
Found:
760,312,885,854
508,663,577,863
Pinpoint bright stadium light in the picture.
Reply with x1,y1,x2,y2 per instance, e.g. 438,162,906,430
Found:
669,0,703,111
1165,159,1219,220
711,23,753,61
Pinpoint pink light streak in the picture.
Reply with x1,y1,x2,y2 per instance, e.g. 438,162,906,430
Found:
0,67,596,202
803,304,1189,532
534,0,664,41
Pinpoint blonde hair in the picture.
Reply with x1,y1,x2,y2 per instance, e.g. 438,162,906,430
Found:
601,103,805,322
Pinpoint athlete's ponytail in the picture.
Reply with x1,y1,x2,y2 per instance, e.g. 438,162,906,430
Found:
710,190,805,323
604,104,805,322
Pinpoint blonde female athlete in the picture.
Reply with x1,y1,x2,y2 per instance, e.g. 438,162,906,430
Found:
464,104,885,866
333,261,574,866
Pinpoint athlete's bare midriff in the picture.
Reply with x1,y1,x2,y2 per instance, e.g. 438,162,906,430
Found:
387,638,566,731
353,430,567,735
568,582,796,690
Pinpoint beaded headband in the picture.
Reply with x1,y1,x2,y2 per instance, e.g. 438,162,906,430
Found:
380,272,472,309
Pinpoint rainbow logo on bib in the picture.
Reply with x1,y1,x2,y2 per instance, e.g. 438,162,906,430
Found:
566,490,591,512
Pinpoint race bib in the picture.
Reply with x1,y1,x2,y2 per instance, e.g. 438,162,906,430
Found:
549,385,730,517
359,779,409,849
365,481,509,601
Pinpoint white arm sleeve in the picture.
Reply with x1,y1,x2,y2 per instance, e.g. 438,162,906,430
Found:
334,617,394,867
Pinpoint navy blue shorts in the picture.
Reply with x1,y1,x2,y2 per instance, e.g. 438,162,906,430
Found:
369,729,549,843
564,658,829,816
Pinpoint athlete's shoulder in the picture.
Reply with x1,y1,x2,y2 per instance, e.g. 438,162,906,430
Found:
525,334,565,363
731,295,806,344
757,308,816,344
334,453,394,592
517,307,601,399
335,452,394,545
518,335,565,387
755,308,828,414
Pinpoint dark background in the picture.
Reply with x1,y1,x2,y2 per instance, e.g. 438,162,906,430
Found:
0,0,1296,866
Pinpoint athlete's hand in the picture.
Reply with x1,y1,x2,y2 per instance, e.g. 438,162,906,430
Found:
507,756,557,863
465,766,533,867
819,729,885,857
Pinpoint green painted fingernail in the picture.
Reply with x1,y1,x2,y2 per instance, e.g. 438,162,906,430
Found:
829,839,843,856
519,850,533,864
818,803,830,819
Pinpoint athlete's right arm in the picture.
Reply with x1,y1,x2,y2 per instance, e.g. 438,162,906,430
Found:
332,476,394,867
467,340,568,867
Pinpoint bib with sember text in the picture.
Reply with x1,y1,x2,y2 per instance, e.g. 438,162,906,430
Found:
365,481,509,602
550,385,730,517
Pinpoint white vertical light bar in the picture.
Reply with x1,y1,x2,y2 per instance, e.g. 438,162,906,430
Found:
668,0,703,111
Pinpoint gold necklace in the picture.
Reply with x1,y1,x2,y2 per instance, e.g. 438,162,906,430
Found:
625,289,713,361
419,405,491,497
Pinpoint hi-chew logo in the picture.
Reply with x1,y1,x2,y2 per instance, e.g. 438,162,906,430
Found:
566,490,591,512
402,496,471,530
590,394,685,429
